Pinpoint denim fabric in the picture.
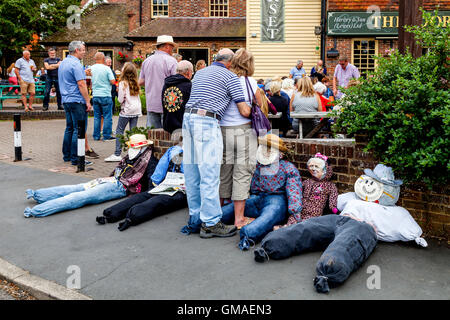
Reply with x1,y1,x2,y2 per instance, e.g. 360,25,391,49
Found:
221,194,287,250
93,96,113,140
24,181,127,218
102,191,187,225
114,116,139,156
182,113,223,228
147,112,163,129
256,214,377,293
43,76,62,108
62,102,87,164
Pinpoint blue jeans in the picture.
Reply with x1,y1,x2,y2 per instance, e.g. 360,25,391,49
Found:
147,111,163,129
114,116,138,156
182,113,223,228
62,102,87,165
93,96,113,140
43,76,61,108
255,215,378,293
221,194,288,250
24,180,127,218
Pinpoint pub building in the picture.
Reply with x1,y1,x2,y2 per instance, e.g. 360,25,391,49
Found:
324,0,450,77
41,0,246,69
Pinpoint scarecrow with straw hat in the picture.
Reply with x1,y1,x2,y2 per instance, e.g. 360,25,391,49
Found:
217,134,303,250
24,134,154,218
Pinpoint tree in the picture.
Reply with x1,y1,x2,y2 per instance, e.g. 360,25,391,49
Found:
333,10,449,187
0,0,80,55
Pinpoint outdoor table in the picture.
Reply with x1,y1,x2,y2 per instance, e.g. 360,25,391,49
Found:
290,112,332,138
0,84,46,109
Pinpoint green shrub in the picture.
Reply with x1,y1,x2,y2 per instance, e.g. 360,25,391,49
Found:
333,10,449,187
117,126,153,152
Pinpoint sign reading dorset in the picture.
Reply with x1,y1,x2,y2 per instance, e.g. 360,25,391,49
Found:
328,11,450,36
261,0,285,42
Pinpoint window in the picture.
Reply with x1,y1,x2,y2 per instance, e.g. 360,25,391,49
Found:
99,49,114,69
152,0,169,17
210,0,228,17
352,39,378,78
63,50,69,59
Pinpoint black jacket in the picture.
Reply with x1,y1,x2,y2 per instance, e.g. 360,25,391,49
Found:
161,74,192,134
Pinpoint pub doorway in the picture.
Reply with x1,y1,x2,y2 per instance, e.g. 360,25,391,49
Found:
177,48,210,67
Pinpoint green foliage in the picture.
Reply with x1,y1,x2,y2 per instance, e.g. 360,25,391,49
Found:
0,0,79,54
140,92,147,115
117,126,153,152
333,10,450,188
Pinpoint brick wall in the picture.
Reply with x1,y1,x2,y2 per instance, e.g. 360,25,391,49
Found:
148,128,449,241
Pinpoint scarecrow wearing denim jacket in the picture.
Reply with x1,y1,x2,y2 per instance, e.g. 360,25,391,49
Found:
218,134,303,250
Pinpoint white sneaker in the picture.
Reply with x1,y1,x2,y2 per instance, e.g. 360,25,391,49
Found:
104,154,122,162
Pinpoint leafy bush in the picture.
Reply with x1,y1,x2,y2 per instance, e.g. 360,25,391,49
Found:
333,10,449,187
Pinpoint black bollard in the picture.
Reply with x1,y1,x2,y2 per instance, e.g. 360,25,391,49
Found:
13,114,22,162
77,119,85,172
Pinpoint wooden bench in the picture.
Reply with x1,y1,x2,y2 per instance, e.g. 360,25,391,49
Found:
268,111,332,138
0,84,46,109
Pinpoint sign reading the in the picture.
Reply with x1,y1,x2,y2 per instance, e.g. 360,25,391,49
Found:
261,0,285,42
328,11,450,35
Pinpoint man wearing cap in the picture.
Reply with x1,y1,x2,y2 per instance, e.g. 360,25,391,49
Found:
139,35,177,129
181,48,252,239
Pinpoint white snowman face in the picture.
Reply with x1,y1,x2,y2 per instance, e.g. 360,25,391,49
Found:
354,175,384,202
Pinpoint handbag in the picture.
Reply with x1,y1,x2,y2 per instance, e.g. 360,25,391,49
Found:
245,77,271,136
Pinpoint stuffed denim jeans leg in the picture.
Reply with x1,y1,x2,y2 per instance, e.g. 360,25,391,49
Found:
24,181,127,218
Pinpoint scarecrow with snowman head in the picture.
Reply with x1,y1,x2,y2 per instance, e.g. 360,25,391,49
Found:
254,163,427,294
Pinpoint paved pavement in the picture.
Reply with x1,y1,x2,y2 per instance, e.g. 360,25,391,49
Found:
0,116,148,178
0,290,14,300
0,117,449,300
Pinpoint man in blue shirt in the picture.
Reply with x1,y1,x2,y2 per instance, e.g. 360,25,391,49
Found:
58,41,93,166
90,52,116,141
289,60,306,80
181,48,251,238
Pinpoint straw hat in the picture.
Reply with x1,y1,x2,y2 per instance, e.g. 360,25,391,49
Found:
126,134,153,160
258,134,287,152
156,35,177,47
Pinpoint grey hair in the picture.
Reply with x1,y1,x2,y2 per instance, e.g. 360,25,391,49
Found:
297,59,303,65
105,56,112,62
215,48,234,63
68,41,85,54
176,60,193,74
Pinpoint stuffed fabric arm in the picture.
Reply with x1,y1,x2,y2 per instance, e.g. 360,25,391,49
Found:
150,148,171,185
285,163,303,221
329,183,339,214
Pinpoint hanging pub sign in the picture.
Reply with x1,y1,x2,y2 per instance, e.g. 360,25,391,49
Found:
261,0,285,42
328,11,450,36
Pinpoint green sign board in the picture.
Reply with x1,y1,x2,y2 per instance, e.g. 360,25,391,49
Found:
261,0,285,42
327,11,450,36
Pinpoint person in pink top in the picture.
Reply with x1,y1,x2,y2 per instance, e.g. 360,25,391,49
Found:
139,35,177,129
332,57,360,99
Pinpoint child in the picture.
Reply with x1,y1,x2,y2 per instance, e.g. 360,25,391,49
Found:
105,62,142,162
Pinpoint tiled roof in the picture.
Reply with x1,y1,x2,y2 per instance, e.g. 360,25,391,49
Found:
126,17,246,39
42,3,129,44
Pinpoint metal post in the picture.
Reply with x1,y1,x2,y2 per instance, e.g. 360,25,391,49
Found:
77,119,85,172
13,114,22,161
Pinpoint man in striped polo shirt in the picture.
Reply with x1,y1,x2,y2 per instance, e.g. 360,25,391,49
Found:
182,48,251,239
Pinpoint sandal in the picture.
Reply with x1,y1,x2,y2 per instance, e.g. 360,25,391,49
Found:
237,217,255,230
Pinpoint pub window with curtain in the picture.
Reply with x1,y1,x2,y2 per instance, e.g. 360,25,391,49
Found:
152,0,169,17
352,39,378,78
210,0,229,17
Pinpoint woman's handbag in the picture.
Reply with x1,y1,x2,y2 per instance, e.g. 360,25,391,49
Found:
245,77,271,136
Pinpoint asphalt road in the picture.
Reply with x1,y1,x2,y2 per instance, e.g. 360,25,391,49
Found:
0,162,449,300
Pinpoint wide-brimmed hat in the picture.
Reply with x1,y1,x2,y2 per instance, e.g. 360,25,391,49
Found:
364,164,403,186
258,134,287,153
156,35,177,47
126,134,153,160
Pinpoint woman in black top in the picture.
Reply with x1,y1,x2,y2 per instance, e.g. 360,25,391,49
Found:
268,80,291,137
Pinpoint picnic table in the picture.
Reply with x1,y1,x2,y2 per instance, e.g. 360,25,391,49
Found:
268,111,332,138
0,83,46,109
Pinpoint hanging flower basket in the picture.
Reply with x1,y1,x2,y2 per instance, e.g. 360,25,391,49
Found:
117,51,128,62
132,55,145,67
